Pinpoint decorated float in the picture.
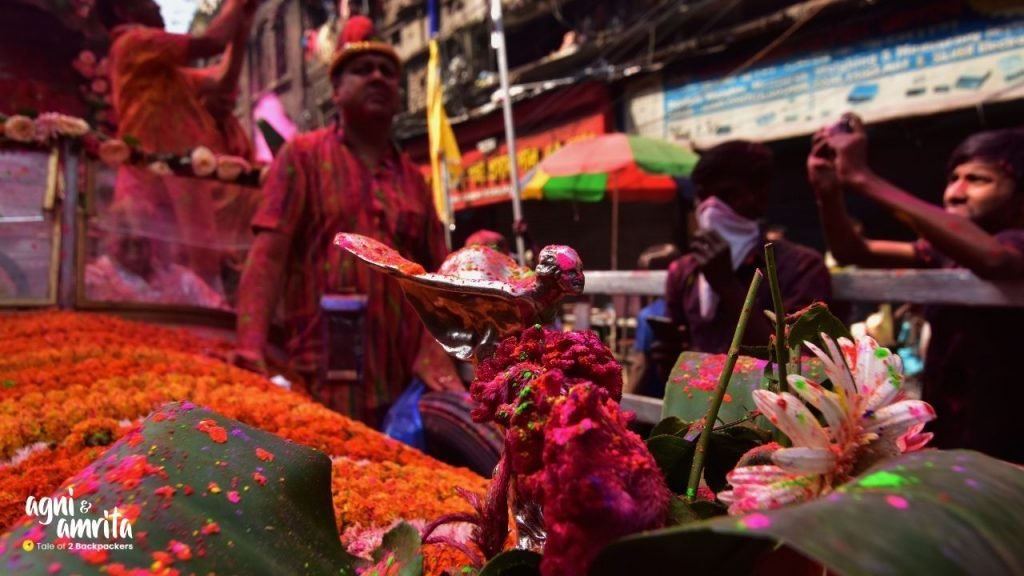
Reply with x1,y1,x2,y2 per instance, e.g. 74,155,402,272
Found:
0,4,1021,568
0,219,1021,574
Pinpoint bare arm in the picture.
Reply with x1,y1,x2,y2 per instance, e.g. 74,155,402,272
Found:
819,116,1024,279
187,0,256,61
852,172,1024,279
809,132,918,268
234,229,289,371
187,8,253,97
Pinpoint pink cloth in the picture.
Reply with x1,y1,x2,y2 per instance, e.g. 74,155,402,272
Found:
85,255,227,309
252,93,297,162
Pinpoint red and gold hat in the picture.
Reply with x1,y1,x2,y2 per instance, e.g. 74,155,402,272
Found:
329,15,401,78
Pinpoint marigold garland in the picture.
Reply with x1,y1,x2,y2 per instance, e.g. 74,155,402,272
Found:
0,311,485,574
331,458,488,530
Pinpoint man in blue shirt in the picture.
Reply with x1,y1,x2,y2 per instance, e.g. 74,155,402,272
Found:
627,244,680,397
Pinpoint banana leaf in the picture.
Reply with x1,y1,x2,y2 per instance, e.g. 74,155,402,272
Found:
591,450,1024,576
661,351,826,428
0,401,352,575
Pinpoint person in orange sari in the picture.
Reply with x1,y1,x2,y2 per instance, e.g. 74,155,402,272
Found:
98,0,257,293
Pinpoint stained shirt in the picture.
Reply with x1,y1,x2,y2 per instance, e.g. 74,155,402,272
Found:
665,238,832,354
633,298,668,397
634,298,667,355
913,230,1024,463
252,125,447,415
84,255,226,309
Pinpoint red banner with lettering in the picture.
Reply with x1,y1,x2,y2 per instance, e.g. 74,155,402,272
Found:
423,112,607,211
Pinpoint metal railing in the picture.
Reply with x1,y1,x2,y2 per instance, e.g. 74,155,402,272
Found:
579,268,1024,422
580,268,1024,307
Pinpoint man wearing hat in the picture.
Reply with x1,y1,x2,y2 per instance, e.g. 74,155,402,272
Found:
234,16,462,427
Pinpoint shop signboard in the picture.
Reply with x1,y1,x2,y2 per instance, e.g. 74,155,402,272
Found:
428,111,607,211
664,10,1024,145
624,72,666,139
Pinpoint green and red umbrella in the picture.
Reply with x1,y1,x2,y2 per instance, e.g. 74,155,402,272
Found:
521,134,698,268
522,134,699,202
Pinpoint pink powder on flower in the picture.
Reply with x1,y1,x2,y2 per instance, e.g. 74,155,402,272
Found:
741,513,772,530
886,495,909,510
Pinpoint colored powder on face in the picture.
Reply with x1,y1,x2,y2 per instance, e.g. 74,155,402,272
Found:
885,495,909,510
858,470,907,489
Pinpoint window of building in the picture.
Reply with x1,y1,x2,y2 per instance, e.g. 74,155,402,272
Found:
274,6,288,81
249,22,268,94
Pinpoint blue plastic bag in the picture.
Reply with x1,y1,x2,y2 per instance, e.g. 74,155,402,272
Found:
382,378,426,450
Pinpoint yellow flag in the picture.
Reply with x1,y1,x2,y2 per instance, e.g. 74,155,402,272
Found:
426,38,462,225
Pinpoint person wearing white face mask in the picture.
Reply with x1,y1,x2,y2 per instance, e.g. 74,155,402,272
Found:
665,140,832,354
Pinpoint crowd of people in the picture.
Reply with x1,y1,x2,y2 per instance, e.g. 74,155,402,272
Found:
79,0,1024,464
629,117,1023,464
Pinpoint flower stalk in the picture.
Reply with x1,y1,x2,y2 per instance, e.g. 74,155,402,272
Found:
765,243,788,395
686,270,763,501
765,243,792,447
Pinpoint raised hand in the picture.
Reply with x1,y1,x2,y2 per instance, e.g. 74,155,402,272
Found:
691,229,734,290
820,113,872,188
808,131,841,201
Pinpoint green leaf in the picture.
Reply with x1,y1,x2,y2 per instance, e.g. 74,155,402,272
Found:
369,522,423,576
591,523,773,575
646,435,697,494
649,416,691,439
704,426,771,493
787,302,852,351
736,345,771,360
479,549,542,575
662,352,769,427
667,496,727,525
0,402,354,575
662,352,827,430
122,134,141,148
593,450,1024,576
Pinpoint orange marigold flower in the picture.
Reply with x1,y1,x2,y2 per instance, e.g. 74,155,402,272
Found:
154,485,176,499
80,548,108,565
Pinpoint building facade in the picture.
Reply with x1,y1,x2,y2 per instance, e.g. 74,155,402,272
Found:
193,0,1024,267
191,0,334,147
